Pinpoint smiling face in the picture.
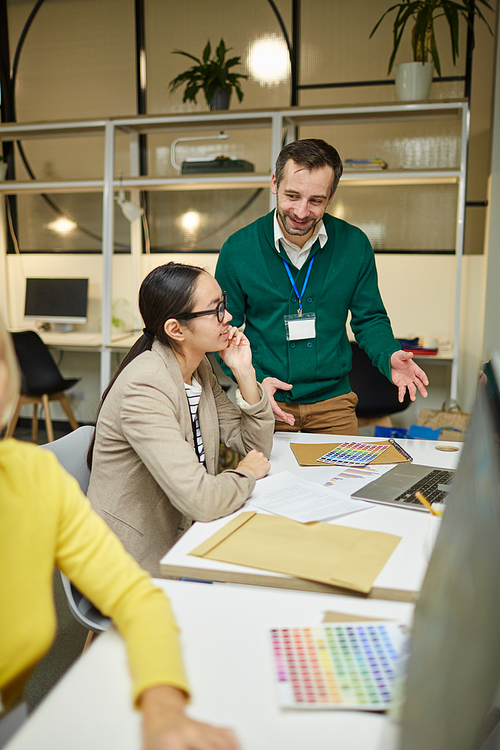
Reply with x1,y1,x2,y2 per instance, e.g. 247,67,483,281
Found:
271,159,336,247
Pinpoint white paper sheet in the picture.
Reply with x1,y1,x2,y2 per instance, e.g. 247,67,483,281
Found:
323,464,394,496
247,471,369,523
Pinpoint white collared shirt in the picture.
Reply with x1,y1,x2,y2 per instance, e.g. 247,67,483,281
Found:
273,210,328,269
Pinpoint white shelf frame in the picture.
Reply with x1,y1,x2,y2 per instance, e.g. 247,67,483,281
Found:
0,101,469,397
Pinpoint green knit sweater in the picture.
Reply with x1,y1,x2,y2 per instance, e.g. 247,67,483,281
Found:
215,211,400,404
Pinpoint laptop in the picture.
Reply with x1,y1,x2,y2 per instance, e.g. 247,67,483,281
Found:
351,462,454,510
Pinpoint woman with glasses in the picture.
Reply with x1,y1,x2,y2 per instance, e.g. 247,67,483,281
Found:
87,263,273,575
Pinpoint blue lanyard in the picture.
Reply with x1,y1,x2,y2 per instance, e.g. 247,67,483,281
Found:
281,252,316,317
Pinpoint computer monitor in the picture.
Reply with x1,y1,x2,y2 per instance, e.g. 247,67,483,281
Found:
395,354,500,750
24,278,89,329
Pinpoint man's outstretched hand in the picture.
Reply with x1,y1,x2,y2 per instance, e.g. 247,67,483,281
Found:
390,350,429,402
262,377,295,425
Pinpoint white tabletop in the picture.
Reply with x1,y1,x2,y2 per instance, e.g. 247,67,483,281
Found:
10,330,141,351
6,580,413,750
8,330,104,350
160,433,462,601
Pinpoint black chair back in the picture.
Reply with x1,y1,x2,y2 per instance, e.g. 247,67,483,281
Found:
11,331,78,396
348,341,410,419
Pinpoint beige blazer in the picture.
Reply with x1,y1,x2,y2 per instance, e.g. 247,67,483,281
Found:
88,342,274,575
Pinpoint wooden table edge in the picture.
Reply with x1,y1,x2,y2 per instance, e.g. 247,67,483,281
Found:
158,564,417,603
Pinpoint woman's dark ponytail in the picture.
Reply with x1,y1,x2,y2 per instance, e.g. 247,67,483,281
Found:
87,262,205,468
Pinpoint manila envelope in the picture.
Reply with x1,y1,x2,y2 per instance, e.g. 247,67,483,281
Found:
290,441,409,467
190,512,401,595
322,611,392,623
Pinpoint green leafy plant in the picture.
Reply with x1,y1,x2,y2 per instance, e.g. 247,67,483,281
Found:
168,38,248,107
370,0,493,76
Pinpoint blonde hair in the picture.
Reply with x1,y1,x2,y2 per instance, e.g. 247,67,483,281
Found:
0,314,20,429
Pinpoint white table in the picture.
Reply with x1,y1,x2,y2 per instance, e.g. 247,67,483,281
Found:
39,331,140,351
160,433,462,601
6,580,413,750
39,331,103,349
9,329,140,352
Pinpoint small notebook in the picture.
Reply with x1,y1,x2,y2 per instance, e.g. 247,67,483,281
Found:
270,621,406,710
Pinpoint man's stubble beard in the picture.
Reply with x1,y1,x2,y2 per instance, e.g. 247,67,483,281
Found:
278,208,321,238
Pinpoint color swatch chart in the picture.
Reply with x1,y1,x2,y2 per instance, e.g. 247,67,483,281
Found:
317,442,389,467
324,465,382,490
270,622,406,710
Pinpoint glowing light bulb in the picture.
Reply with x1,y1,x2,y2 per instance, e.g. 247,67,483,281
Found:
48,217,77,234
247,37,290,85
181,210,201,231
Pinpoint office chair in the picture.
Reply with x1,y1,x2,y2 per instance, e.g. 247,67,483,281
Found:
348,341,411,427
41,426,111,651
41,424,94,493
4,330,80,442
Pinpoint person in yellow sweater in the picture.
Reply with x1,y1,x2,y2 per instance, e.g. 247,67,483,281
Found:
0,318,238,750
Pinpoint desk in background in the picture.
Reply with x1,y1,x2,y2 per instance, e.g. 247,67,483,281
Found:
38,330,103,350
160,433,462,601
5,580,413,750
36,330,141,351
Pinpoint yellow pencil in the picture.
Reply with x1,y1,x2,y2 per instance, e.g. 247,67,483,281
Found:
415,491,443,517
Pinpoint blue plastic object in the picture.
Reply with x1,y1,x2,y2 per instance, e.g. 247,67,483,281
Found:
373,426,408,439
407,424,441,440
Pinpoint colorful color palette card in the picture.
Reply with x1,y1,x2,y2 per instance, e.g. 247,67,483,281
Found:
270,622,406,710
317,442,390,467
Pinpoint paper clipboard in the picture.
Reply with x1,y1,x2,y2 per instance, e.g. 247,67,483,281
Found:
290,440,410,467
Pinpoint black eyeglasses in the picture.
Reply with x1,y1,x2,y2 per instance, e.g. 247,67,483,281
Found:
181,291,227,324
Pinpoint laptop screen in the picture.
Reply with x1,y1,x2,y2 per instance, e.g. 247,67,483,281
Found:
397,356,500,750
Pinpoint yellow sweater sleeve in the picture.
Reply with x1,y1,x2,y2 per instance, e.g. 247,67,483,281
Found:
42,449,190,705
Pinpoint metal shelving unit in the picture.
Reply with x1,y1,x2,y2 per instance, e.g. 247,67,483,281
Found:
0,101,469,396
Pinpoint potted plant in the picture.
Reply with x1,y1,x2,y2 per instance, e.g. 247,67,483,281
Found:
370,0,493,101
168,38,248,110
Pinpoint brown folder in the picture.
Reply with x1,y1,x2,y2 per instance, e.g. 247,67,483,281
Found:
190,511,401,595
290,440,410,467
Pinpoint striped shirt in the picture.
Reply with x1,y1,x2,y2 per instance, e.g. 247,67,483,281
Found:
184,378,205,465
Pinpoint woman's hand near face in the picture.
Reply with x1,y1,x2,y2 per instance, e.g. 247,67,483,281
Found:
219,328,260,405
218,327,252,371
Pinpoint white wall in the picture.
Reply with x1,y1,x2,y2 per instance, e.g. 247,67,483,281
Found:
483,12,500,364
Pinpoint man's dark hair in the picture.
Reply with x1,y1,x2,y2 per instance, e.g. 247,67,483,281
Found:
275,138,343,197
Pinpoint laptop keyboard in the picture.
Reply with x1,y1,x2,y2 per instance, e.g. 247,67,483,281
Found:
394,469,454,505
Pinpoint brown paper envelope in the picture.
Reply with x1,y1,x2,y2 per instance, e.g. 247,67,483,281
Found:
322,611,392,623
190,512,401,595
290,441,409,466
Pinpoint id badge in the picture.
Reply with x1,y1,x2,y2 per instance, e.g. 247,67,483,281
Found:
284,313,316,341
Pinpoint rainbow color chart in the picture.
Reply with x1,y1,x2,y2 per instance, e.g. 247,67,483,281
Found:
324,465,381,487
317,442,390,467
270,622,406,710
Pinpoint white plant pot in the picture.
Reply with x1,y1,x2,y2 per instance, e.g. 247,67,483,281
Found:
395,62,434,102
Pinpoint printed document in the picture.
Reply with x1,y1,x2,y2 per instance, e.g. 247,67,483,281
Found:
247,471,368,523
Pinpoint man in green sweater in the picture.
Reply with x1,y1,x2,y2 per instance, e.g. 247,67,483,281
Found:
215,138,428,433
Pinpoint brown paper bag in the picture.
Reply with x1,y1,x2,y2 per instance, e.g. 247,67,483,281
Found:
417,399,470,435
